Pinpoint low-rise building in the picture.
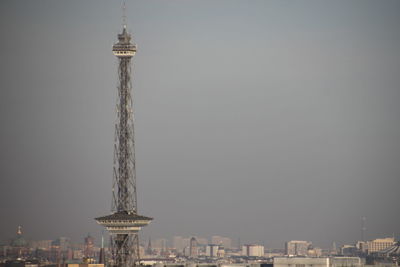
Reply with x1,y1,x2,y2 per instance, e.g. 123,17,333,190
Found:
274,257,361,267
367,238,395,254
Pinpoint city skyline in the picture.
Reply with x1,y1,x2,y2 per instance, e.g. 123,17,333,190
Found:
0,0,399,249
1,228,397,252
0,225,397,252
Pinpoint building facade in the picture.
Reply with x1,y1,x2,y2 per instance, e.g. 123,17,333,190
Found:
285,241,311,256
189,237,198,258
367,237,395,253
274,257,361,267
242,245,264,257
206,245,219,258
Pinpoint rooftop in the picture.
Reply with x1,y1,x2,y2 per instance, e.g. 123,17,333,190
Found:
95,211,152,222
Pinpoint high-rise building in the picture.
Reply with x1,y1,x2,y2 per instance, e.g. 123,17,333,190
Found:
172,236,183,251
95,7,152,267
285,240,311,256
189,237,198,258
50,237,70,263
84,234,94,259
206,244,219,258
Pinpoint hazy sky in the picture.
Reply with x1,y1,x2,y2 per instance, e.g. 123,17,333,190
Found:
0,0,399,249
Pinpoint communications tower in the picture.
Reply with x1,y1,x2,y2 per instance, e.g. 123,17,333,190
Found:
95,16,152,267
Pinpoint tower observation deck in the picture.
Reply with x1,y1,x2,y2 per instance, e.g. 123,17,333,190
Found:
95,24,152,267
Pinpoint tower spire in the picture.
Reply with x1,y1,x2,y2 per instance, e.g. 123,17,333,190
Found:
99,231,106,264
122,1,127,29
146,237,152,255
17,225,22,235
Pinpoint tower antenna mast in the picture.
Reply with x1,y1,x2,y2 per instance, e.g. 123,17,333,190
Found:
122,1,127,28
361,216,366,242
96,2,152,267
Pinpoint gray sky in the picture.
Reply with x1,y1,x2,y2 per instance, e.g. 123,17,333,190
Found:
0,0,399,249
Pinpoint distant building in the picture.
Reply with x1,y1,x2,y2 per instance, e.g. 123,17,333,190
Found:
154,239,168,253
29,240,52,250
73,250,84,260
50,237,71,262
206,244,219,257
217,246,225,258
307,247,322,257
274,257,361,267
341,245,358,256
355,241,367,253
146,238,153,255
211,236,232,249
173,236,189,252
52,237,70,252
196,238,208,246
367,237,395,253
242,244,264,257
189,237,198,258
5,259,39,267
139,245,145,258
9,226,29,258
83,234,94,259
285,240,311,256
66,264,104,267
331,242,338,255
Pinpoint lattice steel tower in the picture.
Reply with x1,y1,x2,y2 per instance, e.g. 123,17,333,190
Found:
95,20,152,267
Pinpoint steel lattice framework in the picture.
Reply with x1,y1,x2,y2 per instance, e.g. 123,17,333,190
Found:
112,28,137,215
95,25,152,267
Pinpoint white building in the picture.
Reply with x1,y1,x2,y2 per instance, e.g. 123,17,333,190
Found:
242,244,264,257
274,257,361,267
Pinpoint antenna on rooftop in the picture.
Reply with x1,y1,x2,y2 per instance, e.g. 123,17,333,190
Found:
362,216,366,242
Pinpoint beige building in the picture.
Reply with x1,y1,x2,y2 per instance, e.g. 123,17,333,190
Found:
206,244,219,257
307,247,322,257
367,237,395,253
242,244,264,257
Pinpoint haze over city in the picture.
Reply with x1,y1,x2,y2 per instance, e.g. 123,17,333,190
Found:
0,0,399,249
